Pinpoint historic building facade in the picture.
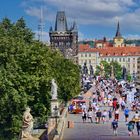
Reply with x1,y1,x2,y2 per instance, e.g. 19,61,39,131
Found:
49,11,78,61
78,44,99,72
78,22,140,79
137,57,140,81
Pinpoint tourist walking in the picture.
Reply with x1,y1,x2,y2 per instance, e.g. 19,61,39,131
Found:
108,108,112,121
114,109,119,121
112,119,118,136
96,109,102,124
87,109,93,123
102,110,108,123
136,119,140,136
126,120,135,136
82,109,87,123
124,107,130,122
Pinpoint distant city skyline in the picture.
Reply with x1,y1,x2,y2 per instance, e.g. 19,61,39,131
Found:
1,0,140,41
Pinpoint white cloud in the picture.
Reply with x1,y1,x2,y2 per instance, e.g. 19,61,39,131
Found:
22,0,140,33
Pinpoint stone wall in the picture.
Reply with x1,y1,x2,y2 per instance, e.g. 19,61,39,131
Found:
47,106,68,140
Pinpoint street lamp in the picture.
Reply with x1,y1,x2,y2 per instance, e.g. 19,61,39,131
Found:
53,105,59,135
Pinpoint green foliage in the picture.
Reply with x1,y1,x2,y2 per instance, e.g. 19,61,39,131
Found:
124,39,140,46
95,60,122,80
110,61,122,80
0,18,80,139
127,73,132,82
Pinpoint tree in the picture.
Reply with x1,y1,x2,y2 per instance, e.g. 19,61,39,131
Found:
95,61,123,80
0,18,80,139
110,61,122,80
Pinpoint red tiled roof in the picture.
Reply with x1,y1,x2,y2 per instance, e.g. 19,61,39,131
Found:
79,44,140,57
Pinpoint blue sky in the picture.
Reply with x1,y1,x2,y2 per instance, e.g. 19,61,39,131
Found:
1,0,140,41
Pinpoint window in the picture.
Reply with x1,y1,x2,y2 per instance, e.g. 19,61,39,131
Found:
108,58,110,62
119,58,121,62
133,58,135,61
123,58,125,62
128,58,130,62
85,54,87,57
89,60,91,64
89,53,91,57
81,54,83,57
133,64,135,68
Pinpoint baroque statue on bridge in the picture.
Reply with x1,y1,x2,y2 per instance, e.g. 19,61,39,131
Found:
21,107,34,139
51,79,58,100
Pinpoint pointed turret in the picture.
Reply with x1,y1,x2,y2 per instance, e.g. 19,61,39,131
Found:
115,21,121,37
72,21,77,31
55,11,68,31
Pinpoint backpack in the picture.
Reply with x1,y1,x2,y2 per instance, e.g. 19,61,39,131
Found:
128,124,134,131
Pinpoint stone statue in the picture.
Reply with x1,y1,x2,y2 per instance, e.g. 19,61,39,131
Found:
89,65,94,76
51,79,58,100
122,66,127,80
21,107,34,139
100,63,105,77
83,62,88,75
111,65,115,79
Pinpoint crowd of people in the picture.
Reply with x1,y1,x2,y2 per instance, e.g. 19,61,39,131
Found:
79,77,140,136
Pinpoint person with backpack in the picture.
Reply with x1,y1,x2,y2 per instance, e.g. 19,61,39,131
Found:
136,119,140,136
111,119,118,136
126,120,135,136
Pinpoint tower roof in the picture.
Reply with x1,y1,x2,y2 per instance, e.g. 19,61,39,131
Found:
115,21,121,37
72,21,77,31
55,11,68,31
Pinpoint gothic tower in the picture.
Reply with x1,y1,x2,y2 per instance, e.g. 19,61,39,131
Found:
113,21,124,47
49,11,78,62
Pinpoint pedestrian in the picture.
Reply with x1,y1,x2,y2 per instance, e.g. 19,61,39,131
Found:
87,109,93,123
114,109,119,121
108,108,112,121
96,109,102,124
82,109,87,123
111,119,118,136
102,110,108,123
136,119,140,136
112,99,117,111
133,111,140,122
121,100,125,111
126,120,135,136
124,107,130,122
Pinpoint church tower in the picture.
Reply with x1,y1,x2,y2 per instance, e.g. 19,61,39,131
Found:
49,11,78,62
113,21,124,47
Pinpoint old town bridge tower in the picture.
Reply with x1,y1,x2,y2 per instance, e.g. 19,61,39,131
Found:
49,11,78,62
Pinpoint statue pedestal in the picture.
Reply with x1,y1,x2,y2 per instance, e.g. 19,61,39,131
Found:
51,99,59,117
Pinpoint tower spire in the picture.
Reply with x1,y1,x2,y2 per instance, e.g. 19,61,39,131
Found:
55,11,68,31
115,21,121,37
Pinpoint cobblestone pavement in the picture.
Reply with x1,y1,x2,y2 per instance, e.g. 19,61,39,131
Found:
63,110,139,140
63,87,140,140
